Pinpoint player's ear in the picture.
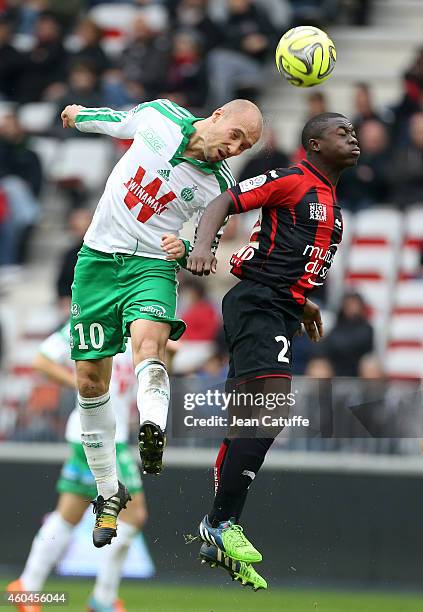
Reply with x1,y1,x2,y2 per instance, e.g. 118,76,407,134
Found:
212,108,224,123
309,138,320,152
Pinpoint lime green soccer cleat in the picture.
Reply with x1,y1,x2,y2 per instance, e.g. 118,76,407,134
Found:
199,514,262,563
199,543,267,591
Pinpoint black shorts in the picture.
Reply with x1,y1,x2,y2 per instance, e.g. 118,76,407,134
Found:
223,279,301,383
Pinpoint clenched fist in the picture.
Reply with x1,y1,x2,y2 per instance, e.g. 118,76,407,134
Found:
61,104,85,129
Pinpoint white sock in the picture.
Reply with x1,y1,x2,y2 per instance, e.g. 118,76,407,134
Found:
135,359,169,431
78,391,118,499
92,521,138,606
20,511,74,590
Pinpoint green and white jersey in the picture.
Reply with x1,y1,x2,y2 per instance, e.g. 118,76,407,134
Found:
39,324,135,443
76,99,235,257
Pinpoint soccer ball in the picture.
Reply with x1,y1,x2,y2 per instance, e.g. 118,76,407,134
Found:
275,26,336,87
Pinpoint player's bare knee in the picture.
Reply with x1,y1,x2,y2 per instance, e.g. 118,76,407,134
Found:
77,374,108,398
76,362,110,398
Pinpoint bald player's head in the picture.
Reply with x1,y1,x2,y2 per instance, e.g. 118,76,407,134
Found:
200,99,263,163
221,99,263,142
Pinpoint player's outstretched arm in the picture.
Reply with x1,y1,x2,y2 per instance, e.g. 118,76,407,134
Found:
187,191,234,276
33,352,76,389
63,105,141,139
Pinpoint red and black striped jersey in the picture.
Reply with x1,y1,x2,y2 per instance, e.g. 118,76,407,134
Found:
227,159,343,319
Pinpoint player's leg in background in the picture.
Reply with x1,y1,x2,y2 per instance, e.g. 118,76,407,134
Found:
90,493,147,610
76,357,118,499
9,493,89,597
130,319,171,474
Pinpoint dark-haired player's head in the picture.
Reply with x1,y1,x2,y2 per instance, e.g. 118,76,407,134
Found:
301,112,360,170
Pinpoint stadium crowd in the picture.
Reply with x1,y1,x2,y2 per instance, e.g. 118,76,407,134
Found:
1,0,423,449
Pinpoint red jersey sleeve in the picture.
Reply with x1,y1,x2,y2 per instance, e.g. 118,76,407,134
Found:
228,167,305,213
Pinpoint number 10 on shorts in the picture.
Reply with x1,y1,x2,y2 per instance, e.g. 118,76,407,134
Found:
75,322,105,350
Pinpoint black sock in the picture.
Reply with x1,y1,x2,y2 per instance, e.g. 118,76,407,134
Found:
208,437,274,526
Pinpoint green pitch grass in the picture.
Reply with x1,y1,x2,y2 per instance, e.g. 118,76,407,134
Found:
2,580,423,612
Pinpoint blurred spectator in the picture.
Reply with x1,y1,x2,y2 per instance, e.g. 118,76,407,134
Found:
352,82,393,136
304,356,334,379
172,278,221,374
55,208,92,320
318,292,374,377
337,120,391,210
358,353,385,379
195,329,229,382
47,0,85,32
209,0,292,25
171,0,222,53
239,127,290,182
395,50,423,118
289,0,338,27
119,6,170,103
389,112,423,208
162,30,208,112
51,62,104,135
69,17,110,76
207,0,277,107
178,278,221,341
0,14,25,101
307,91,328,117
291,91,328,164
14,0,48,35
292,331,318,375
0,111,42,265
340,0,371,26
17,11,68,103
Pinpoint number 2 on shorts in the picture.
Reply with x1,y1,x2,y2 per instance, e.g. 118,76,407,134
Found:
275,335,290,363
75,322,105,350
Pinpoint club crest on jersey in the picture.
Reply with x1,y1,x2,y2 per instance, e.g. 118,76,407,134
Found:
239,174,267,193
309,202,327,222
180,185,198,202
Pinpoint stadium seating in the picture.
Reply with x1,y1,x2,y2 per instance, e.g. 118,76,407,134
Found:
346,246,397,282
393,280,423,314
326,209,353,308
388,314,423,347
351,207,403,246
18,102,57,134
385,346,423,380
385,279,423,378
50,138,115,191
29,137,60,179
399,205,423,279
88,3,136,34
